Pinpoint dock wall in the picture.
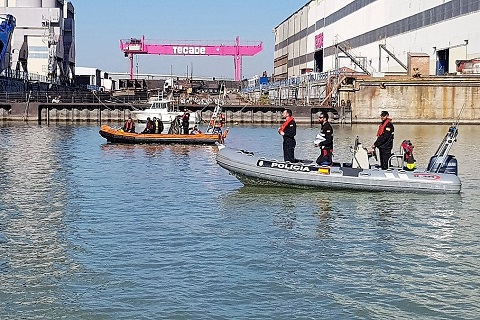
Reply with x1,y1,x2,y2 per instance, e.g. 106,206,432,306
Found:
1,77,480,124
339,77,480,124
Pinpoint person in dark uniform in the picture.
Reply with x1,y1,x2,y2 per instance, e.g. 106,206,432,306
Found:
315,112,334,166
372,110,394,169
278,108,297,162
181,109,190,134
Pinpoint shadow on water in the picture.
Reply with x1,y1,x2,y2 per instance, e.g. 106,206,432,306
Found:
225,183,462,205
99,142,220,161
219,183,464,236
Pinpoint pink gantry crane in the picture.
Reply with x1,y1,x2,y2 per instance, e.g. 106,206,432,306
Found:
119,36,263,81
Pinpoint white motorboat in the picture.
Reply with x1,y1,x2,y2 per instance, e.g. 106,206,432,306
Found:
132,97,200,131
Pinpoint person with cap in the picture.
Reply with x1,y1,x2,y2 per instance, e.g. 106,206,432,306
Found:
315,112,334,166
372,110,394,169
278,108,297,162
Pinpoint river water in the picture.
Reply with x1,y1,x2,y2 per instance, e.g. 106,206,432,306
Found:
0,122,479,319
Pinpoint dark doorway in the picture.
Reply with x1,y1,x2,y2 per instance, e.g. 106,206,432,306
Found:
436,49,449,75
314,49,323,72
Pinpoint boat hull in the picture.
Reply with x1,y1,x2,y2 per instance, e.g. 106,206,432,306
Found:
216,146,461,194
99,125,221,145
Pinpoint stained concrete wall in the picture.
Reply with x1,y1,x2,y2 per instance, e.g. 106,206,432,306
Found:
339,77,480,123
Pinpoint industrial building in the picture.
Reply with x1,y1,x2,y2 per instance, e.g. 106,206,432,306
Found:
273,0,480,80
0,0,75,83
237,0,480,123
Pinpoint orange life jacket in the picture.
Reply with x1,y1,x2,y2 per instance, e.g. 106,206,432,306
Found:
377,118,391,136
279,116,294,133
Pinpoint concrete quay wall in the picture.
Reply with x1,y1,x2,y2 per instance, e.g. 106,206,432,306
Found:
0,102,292,125
2,78,480,125
339,77,480,124
0,102,136,123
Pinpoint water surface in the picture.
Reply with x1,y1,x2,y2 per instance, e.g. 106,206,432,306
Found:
0,122,479,319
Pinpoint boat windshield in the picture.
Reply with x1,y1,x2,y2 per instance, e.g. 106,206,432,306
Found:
150,101,171,110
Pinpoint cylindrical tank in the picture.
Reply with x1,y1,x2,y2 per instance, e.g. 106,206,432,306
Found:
15,0,42,7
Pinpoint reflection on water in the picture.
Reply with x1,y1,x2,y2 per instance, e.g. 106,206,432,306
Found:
0,125,77,317
313,197,334,239
0,123,479,319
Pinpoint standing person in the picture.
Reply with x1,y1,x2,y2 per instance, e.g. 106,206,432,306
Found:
372,110,394,169
122,117,135,133
315,112,334,166
181,109,190,134
278,108,297,163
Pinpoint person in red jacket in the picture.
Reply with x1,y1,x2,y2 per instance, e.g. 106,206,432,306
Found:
372,110,394,169
278,108,297,162
141,117,154,134
122,117,135,133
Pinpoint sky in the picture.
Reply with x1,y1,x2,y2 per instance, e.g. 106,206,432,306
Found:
73,0,307,80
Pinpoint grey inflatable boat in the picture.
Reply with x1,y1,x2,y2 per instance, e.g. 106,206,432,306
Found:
216,125,461,194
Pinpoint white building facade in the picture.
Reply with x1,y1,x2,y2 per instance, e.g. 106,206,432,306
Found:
75,66,115,92
274,0,480,80
0,0,75,83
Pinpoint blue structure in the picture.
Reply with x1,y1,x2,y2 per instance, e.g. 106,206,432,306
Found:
259,76,269,85
0,14,15,74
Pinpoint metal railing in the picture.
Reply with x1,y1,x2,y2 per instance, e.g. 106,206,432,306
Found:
1,69,56,84
241,70,339,93
0,90,148,104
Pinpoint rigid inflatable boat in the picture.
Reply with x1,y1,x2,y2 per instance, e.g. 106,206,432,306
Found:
216,125,461,194
99,125,225,145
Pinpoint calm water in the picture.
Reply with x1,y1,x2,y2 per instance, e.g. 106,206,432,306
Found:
0,122,479,319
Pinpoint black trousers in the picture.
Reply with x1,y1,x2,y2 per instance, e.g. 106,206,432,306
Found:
379,148,392,169
283,137,296,162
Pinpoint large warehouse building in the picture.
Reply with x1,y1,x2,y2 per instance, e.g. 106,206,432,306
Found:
273,0,480,80
0,0,75,83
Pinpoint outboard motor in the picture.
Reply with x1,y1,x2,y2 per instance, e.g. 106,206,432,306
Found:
427,154,458,175
427,125,459,175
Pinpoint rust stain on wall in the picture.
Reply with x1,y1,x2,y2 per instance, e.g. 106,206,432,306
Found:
341,78,480,122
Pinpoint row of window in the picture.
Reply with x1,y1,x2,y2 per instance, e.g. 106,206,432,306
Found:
276,0,376,50
278,0,480,69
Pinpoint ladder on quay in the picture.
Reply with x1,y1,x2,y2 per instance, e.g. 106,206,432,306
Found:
205,83,225,133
